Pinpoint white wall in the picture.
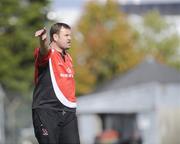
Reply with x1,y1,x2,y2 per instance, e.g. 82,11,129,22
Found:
78,114,102,144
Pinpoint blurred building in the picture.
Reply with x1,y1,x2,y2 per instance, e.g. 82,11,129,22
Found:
77,59,180,144
119,0,180,33
120,0,180,15
0,85,5,144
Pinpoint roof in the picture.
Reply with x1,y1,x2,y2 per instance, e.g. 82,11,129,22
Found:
77,59,180,114
77,84,155,114
96,59,180,92
77,83,180,114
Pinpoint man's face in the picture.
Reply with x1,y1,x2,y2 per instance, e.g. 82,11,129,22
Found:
55,27,72,50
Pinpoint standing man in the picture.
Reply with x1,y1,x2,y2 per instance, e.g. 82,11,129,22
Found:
32,23,80,144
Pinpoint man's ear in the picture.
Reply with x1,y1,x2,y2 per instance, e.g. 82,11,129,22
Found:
53,34,58,42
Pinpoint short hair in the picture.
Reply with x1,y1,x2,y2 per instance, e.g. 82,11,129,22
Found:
50,23,71,42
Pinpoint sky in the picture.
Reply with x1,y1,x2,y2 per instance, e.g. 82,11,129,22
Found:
48,0,91,25
49,0,120,25
52,0,86,8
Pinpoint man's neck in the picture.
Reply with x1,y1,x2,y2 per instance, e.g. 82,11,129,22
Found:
50,42,66,54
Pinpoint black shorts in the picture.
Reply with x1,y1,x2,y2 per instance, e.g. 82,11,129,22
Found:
32,108,80,144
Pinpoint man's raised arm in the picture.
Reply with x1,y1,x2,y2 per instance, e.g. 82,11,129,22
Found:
35,28,49,55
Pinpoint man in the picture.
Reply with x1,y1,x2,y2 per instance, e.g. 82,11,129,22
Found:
32,23,80,144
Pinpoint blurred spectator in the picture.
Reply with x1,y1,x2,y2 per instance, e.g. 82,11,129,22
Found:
95,129,142,144
94,129,120,144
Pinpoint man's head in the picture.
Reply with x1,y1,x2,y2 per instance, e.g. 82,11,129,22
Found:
50,23,71,50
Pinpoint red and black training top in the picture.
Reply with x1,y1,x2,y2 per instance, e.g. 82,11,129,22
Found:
32,48,77,112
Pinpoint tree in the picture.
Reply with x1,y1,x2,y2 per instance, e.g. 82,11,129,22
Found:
71,0,142,95
0,0,50,94
137,10,180,66
0,1,51,143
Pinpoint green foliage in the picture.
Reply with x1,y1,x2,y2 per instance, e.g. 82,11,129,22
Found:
71,0,142,95
0,0,50,93
138,10,180,65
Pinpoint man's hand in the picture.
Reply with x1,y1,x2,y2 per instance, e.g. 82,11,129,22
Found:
35,27,47,41
35,27,49,55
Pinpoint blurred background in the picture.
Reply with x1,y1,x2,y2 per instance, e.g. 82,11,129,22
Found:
1,0,180,144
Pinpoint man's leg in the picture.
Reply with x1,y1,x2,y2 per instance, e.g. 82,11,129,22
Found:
61,112,80,144
32,109,61,144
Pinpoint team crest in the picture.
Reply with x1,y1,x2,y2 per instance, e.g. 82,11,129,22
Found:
66,67,72,73
42,128,48,136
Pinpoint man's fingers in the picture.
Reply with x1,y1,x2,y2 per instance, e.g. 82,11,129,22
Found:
42,34,47,41
35,29,45,37
35,28,46,37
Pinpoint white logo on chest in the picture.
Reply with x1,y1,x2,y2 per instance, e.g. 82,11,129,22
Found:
60,67,73,78
66,67,72,73
60,73,74,78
